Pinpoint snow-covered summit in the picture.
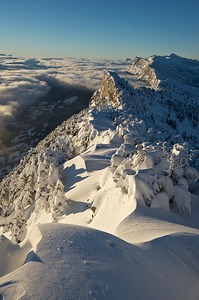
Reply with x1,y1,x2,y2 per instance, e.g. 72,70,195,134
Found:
92,69,199,150
128,53,199,89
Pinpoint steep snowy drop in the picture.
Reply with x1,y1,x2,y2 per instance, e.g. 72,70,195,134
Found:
0,55,199,299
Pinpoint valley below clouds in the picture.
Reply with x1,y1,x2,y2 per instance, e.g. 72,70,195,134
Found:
0,54,139,178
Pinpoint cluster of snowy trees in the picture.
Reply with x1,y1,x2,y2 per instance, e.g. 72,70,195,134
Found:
110,141,199,214
91,71,199,215
0,109,95,242
128,55,199,147
0,148,67,242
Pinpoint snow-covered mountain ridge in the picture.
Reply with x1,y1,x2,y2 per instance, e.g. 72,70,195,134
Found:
0,66,199,242
128,53,199,89
0,54,132,180
0,55,199,299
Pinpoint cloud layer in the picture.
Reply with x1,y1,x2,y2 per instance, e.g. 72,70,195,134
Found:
0,54,135,121
0,54,142,153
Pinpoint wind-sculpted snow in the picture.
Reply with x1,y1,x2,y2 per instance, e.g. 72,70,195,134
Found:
0,64,199,299
0,69,199,244
1,224,199,300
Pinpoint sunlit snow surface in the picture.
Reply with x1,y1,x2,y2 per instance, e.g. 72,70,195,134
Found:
0,54,146,179
0,54,199,299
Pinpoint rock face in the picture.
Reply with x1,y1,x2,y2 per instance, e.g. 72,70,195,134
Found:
128,56,160,88
90,71,129,108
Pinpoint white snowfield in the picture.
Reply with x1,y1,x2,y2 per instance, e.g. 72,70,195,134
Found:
0,54,199,299
1,225,199,300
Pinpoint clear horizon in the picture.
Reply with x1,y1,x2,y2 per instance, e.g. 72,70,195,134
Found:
0,0,199,60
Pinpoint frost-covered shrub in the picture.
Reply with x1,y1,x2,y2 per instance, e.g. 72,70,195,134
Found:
170,143,189,182
173,185,191,214
49,179,68,218
157,175,174,200
184,166,199,184
110,139,197,214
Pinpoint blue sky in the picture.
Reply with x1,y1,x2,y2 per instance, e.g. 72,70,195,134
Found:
0,0,198,59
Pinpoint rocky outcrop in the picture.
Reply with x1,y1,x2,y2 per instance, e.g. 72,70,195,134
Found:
90,71,130,108
127,56,160,88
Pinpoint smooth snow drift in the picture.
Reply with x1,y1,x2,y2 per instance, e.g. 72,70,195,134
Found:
1,224,199,300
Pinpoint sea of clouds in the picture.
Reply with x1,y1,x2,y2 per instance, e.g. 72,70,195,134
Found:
0,54,148,150
0,55,126,116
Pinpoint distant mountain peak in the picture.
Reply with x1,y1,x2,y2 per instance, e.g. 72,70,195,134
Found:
128,53,199,89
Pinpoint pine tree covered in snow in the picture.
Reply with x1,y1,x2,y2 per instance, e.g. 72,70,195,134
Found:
0,109,96,242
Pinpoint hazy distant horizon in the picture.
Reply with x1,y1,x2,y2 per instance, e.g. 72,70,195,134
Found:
1,52,199,62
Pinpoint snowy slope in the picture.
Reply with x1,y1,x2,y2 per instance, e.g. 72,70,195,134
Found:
128,53,199,89
0,225,199,300
0,55,199,299
0,54,136,180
